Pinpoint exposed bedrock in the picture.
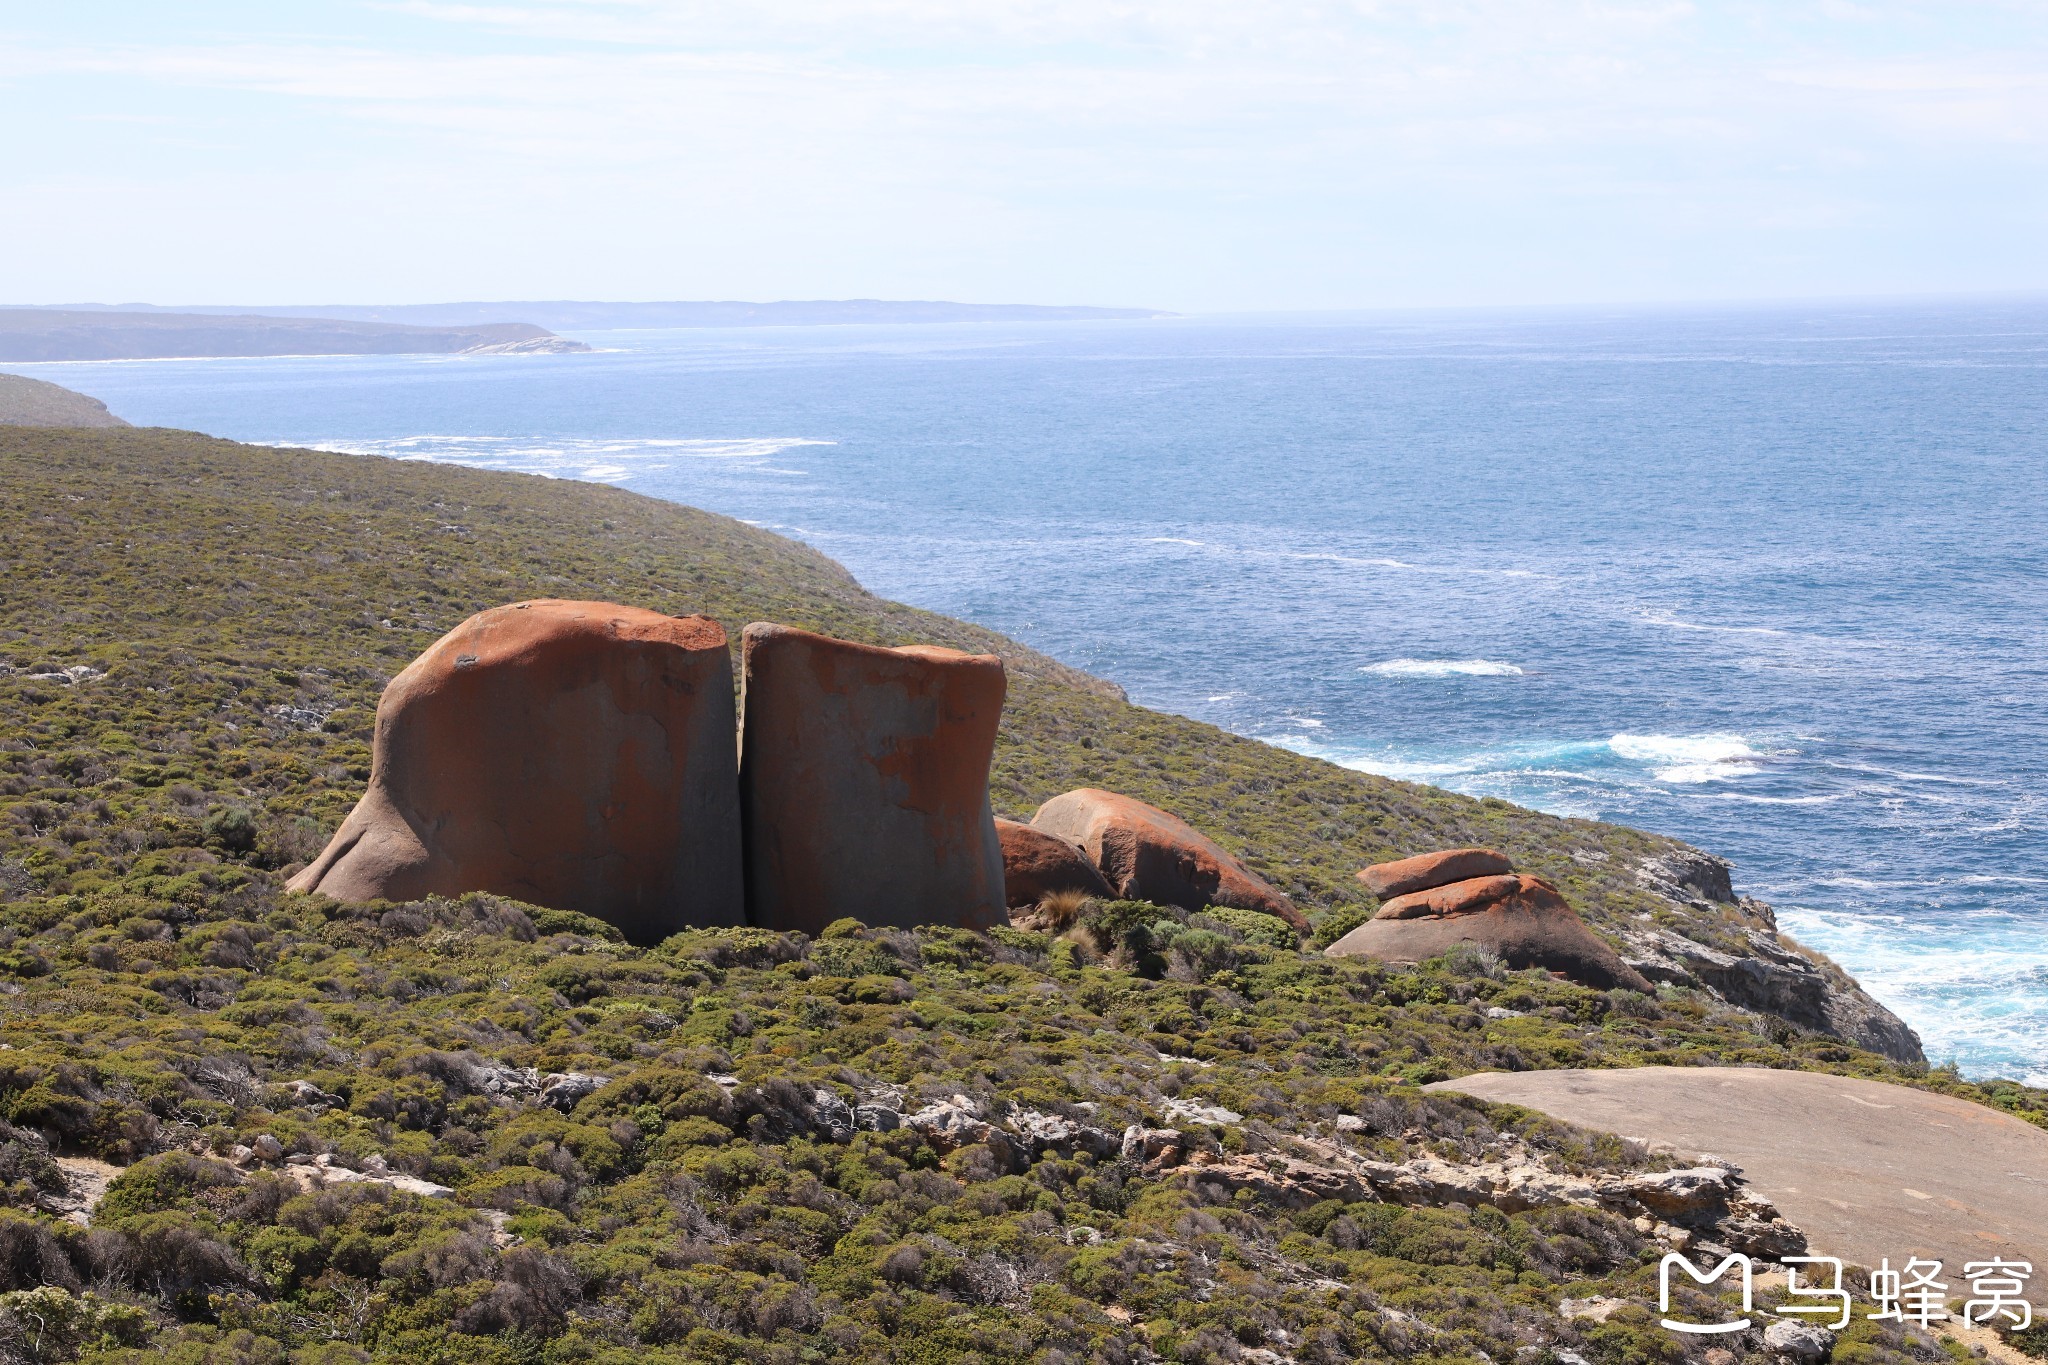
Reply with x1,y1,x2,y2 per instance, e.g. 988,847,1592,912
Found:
1329,874,1655,993
738,623,1009,935
1623,850,1925,1064
1031,788,1306,930
995,818,1112,908
287,600,744,943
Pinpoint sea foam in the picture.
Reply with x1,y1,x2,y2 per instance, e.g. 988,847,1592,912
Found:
1608,732,1764,783
289,435,833,484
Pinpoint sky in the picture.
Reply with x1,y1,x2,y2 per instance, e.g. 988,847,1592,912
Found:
3,1,2047,312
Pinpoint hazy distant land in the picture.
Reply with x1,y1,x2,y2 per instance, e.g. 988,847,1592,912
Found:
0,309,591,362
31,299,1176,331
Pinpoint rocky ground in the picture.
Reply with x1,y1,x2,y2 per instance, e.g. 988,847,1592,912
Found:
1435,1065,2048,1272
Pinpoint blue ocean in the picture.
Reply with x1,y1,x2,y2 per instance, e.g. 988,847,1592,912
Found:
18,300,2048,1083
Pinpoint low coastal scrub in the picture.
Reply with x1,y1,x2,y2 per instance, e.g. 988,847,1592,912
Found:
0,428,2040,1362
0,891,1958,1363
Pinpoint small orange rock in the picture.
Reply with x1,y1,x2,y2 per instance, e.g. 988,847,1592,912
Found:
996,818,1111,908
1031,788,1304,930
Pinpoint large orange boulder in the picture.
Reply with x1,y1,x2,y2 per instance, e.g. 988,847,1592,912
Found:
996,818,1111,908
287,600,744,943
738,624,1008,935
1030,788,1305,930
1358,847,1513,899
1326,875,1652,992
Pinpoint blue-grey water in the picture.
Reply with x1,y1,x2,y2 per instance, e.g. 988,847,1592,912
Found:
14,301,2047,1083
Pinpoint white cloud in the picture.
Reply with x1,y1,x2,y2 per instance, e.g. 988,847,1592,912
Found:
2,0,2044,305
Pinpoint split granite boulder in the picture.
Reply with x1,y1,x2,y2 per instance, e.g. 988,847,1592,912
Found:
1374,873,1522,921
1358,847,1512,899
1332,848,1652,992
1031,788,1306,931
995,818,1112,908
739,623,1009,936
287,600,745,943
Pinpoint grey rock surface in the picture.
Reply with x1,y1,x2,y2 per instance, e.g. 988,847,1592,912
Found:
1625,851,1923,1063
1432,1066,2048,1272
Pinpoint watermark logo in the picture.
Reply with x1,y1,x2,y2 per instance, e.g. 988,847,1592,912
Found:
1655,1253,2033,1335
1780,1256,1851,1331
1963,1260,2035,1330
1659,1253,1752,1334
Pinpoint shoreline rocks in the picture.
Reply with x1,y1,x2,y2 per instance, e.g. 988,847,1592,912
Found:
1625,850,1925,1063
287,600,745,944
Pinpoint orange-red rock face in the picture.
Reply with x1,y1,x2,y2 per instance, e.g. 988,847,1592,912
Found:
1030,788,1305,930
738,624,1008,935
995,818,1112,908
1374,873,1521,921
286,600,745,944
1327,875,1652,992
1357,847,1513,899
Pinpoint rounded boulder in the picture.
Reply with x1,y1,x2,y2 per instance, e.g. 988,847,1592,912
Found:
287,600,744,943
1374,873,1521,921
996,818,1112,908
738,624,1008,935
1327,876,1652,993
1357,847,1513,899
1030,788,1305,930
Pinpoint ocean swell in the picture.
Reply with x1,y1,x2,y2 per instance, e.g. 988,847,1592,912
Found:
1361,658,1525,677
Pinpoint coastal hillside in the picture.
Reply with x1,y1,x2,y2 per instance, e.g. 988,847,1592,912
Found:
1,427,2042,1363
0,311,590,362
0,373,128,428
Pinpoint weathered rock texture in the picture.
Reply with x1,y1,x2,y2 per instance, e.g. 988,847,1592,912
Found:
1328,874,1654,993
1123,1126,1803,1258
738,623,1008,935
1435,1066,2048,1272
995,818,1112,908
288,600,743,942
1358,847,1513,900
1031,788,1305,930
1619,849,1923,1063
1375,873,1521,920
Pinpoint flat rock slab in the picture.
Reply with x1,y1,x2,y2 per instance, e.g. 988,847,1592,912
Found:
1431,1067,2048,1271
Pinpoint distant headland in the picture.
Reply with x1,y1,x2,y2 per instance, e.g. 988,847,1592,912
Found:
0,308,592,362
23,298,1176,332
0,371,130,427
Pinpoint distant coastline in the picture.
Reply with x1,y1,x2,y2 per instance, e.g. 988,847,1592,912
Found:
0,309,591,363
25,298,1176,331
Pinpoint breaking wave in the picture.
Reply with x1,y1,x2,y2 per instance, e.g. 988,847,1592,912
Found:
282,434,834,483
1609,732,1764,783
